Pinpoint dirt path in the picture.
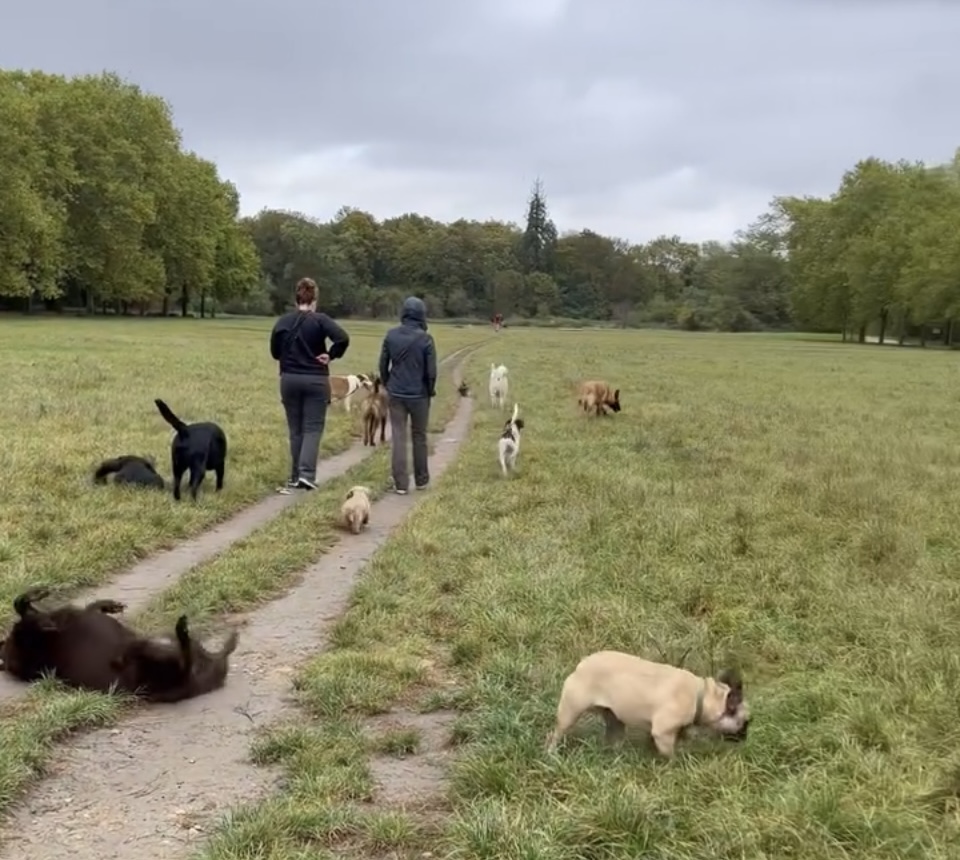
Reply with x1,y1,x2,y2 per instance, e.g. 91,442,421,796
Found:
0,343,482,704
0,361,476,860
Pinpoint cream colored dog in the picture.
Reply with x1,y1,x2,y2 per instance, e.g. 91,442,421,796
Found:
489,363,509,409
546,650,751,757
339,485,372,534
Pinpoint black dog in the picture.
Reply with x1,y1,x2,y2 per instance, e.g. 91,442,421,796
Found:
154,399,227,501
94,455,165,490
1,588,239,703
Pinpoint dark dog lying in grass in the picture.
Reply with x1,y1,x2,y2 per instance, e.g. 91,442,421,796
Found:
0,588,239,702
154,398,227,501
94,455,165,490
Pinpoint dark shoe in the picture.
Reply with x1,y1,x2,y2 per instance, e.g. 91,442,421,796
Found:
415,483,429,491
296,477,318,491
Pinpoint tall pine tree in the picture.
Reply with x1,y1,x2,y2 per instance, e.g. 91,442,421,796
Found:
520,178,558,275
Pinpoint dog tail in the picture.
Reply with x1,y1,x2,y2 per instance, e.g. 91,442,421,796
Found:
93,457,123,484
155,399,188,435
511,402,519,423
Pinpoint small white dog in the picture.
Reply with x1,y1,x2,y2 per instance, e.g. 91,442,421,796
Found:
497,403,525,477
330,374,374,413
489,363,509,409
339,485,372,534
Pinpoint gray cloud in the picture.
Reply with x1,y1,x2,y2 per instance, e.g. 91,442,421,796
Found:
3,0,959,242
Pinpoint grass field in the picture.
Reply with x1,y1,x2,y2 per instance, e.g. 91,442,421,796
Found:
195,330,960,860
0,316,485,621
0,315,487,811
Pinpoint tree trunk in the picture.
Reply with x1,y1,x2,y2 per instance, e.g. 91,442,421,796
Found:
946,319,954,347
878,308,888,344
180,284,189,318
858,324,867,343
921,325,927,347
161,295,169,316
199,292,206,319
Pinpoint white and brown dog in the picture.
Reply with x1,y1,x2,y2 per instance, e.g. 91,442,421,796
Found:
339,485,372,534
489,363,509,409
546,651,751,757
329,373,374,413
497,402,524,477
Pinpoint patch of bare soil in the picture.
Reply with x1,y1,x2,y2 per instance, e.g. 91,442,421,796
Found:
365,710,459,807
0,357,476,860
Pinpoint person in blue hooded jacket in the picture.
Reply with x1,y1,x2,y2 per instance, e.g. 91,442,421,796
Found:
378,296,437,494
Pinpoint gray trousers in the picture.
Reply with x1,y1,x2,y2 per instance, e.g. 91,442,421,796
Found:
388,396,430,491
280,373,329,482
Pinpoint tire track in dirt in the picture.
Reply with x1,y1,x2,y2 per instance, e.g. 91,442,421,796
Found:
0,342,483,704
0,354,478,860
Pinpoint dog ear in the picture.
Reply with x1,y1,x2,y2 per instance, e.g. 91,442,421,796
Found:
515,418,525,430
717,668,744,712
613,389,620,400
345,489,354,500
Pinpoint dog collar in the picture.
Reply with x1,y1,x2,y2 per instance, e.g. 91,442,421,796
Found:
693,682,706,725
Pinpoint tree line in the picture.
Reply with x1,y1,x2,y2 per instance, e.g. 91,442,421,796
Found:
236,182,792,331
4,69,958,335
776,151,960,345
0,69,260,316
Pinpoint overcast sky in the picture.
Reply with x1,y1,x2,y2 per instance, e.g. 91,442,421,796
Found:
3,0,959,243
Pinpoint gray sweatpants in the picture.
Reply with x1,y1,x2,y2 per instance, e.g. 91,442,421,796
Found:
280,373,329,483
388,396,430,491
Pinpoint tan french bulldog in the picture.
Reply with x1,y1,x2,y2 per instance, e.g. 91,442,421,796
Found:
545,650,751,757
339,485,372,534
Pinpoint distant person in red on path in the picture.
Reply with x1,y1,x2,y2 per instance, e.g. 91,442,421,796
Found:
493,313,503,332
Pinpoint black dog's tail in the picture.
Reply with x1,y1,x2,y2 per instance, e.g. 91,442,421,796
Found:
94,457,125,484
174,614,195,672
155,399,188,436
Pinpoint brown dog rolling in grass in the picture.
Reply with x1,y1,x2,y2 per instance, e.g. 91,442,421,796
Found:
546,650,750,757
577,380,621,416
339,485,372,534
362,377,389,446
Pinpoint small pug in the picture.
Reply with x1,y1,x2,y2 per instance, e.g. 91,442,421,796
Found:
339,485,372,534
545,650,751,757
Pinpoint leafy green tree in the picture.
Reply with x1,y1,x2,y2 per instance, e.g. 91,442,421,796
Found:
0,72,65,300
